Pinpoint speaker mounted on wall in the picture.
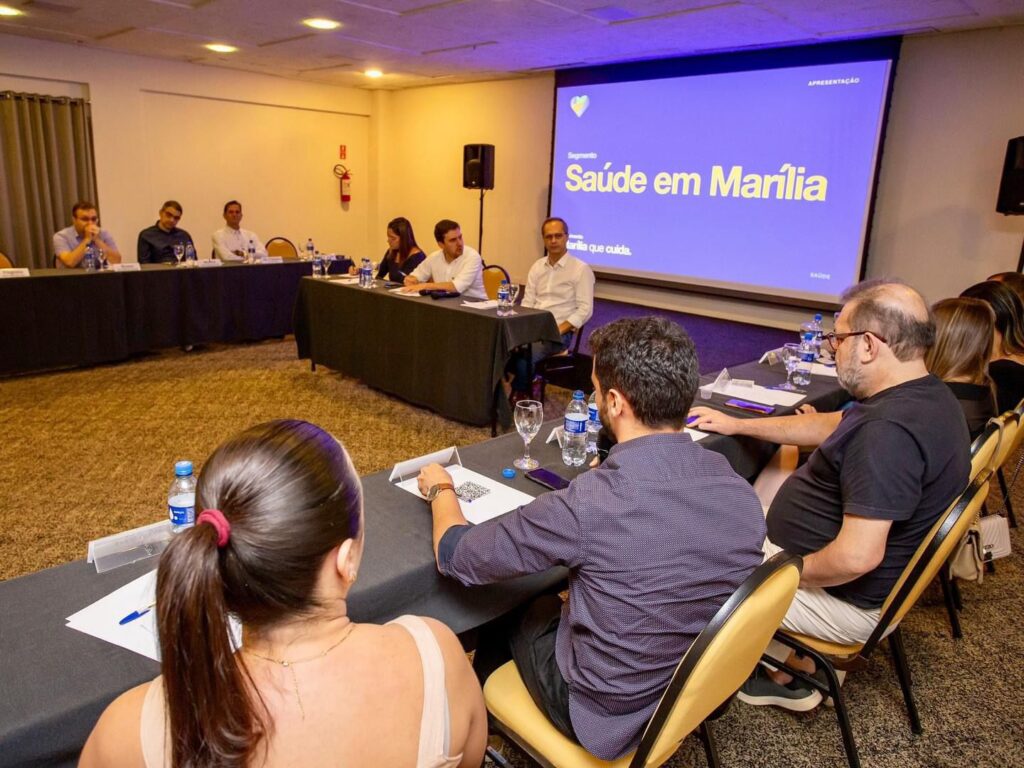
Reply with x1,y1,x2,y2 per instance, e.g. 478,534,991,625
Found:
463,144,495,190
996,136,1024,215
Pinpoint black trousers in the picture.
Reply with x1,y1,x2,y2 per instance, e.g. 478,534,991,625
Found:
473,593,577,742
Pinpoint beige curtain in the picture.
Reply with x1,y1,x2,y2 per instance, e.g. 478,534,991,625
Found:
0,91,98,269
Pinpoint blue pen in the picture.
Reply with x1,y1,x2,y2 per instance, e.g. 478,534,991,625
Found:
119,602,155,626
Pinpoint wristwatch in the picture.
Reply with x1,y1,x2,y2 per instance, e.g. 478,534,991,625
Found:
426,483,456,502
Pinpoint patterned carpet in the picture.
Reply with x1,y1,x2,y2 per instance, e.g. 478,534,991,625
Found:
1,335,1022,768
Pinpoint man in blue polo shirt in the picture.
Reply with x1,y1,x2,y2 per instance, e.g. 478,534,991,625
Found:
53,201,123,268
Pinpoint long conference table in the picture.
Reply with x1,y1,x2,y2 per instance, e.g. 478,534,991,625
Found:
0,361,848,766
0,261,322,377
293,277,563,428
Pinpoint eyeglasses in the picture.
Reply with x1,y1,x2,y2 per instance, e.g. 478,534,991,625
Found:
77,216,98,222
823,330,888,353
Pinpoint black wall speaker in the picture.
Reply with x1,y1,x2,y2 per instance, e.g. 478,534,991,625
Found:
996,136,1024,215
463,144,495,190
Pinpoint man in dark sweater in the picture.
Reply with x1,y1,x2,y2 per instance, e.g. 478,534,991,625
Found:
691,280,970,710
137,200,195,264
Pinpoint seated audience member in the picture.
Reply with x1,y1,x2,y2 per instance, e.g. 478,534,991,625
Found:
369,217,425,282
418,317,766,760
507,217,595,398
212,200,267,262
402,219,486,300
961,280,1024,413
988,271,1024,305
927,297,998,439
53,201,123,268
80,420,486,768
137,200,195,264
691,280,970,711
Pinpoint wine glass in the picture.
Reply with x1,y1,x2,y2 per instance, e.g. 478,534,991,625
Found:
507,283,520,315
513,399,543,470
777,343,803,391
172,243,185,267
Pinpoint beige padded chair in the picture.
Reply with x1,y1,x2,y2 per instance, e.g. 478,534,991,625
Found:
771,475,990,768
482,264,511,300
265,237,299,260
991,410,1021,528
484,552,802,768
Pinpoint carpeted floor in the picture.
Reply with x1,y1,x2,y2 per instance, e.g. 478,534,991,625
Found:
1,322,1022,767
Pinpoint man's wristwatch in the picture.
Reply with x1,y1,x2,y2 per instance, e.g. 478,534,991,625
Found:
426,483,456,503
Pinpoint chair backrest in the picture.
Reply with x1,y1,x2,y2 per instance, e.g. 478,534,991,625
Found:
970,420,1002,481
266,237,298,259
482,264,511,300
629,552,802,768
991,411,1020,470
0,252,12,269
862,476,989,656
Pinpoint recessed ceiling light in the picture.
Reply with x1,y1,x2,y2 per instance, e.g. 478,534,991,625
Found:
205,43,238,54
364,69,383,79
303,18,341,30
0,5,24,16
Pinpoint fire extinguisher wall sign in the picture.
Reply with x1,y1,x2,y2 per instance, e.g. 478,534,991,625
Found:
333,164,351,204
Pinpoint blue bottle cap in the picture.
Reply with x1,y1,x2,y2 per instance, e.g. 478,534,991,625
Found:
573,390,585,399
502,468,516,479
174,460,193,476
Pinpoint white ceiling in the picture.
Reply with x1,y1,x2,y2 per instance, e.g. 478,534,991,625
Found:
0,0,1021,90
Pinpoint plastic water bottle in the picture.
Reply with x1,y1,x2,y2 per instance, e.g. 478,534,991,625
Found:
586,391,601,454
83,243,97,271
562,390,588,467
305,238,315,261
497,280,510,316
247,239,256,264
312,252,324,278
185,243,196,266
795,332,815,387
360,258,372,288
800,314,824,357
168,460,196,534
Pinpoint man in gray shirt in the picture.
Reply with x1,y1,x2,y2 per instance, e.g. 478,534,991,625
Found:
417,317,766,760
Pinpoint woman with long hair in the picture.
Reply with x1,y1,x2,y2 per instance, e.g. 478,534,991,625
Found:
961,280,1024,413
926,297,997,439
353,217,425,283
81,420,486,768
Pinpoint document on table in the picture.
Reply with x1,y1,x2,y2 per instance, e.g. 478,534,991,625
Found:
66,569,241,661
389,287,429,297
396,464,535,524
811,362,838,377
461,299,499,309
715,381,805,407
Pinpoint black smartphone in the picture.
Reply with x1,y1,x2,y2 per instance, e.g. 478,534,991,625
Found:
525,467,571,491
724,398,775,415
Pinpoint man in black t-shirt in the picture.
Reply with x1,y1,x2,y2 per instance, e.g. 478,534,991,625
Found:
691,280,970,711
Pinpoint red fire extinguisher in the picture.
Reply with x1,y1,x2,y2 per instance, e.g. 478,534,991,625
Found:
333,164,351,203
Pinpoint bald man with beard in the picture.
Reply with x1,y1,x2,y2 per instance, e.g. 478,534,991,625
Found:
691,279,970,711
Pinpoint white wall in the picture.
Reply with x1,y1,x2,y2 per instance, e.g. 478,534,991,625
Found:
0,34,374,261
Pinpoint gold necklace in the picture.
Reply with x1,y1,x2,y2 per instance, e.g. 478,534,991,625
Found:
244,622,356,720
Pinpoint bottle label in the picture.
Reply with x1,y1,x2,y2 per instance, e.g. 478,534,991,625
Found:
169,503,195,527
564,413,587,434
588,404,600,423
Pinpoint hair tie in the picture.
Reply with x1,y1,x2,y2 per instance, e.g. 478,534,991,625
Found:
197,509,231,548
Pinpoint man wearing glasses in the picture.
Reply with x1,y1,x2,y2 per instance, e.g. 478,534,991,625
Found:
137,200,194,264
53,201,123,268
690,280,970,711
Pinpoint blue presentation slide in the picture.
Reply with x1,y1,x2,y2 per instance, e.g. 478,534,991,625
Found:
550,59,893,303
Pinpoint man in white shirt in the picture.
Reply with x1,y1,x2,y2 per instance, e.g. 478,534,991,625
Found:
402,219,486,300
211,200,267,262
509,217,595,396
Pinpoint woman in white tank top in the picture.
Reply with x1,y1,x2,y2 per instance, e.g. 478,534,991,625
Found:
80,420,486,768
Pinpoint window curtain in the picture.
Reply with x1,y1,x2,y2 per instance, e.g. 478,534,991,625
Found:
0,92,98,269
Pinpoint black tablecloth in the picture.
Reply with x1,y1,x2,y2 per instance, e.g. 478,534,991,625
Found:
0,360,848,766
293,279,563,427
0,262,315,376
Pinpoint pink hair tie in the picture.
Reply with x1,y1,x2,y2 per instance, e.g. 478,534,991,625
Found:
197,509,231,548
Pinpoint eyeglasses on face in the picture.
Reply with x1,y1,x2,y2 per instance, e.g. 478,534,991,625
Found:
823,330,888,353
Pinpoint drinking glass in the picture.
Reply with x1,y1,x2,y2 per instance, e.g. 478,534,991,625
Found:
172,243,185,267
513,399,543,470
507,283,520,315
777,343,803,391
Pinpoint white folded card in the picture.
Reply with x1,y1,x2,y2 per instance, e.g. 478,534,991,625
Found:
0,268,30,278
390,446,462,482
462,299,499,309
108,263,141,272
396,464,536,525
264,256,284,263
196,259,222,268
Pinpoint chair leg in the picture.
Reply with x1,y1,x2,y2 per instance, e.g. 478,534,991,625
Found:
887,630,922,735
997,468,1018,528
950,576,963,611
938,567,963,640
310,361,316,372
699,721,721,768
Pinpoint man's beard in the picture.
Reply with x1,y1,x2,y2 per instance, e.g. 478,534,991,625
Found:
836,356,866,400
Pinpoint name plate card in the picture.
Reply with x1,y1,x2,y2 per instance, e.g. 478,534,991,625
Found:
0,268,31,278
263,256,284,264
196,259,223,268
109,263,141,272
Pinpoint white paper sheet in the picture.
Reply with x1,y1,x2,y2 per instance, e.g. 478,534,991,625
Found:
811,363,838,377
389,287,429,297
715,381,805,407
461,299,499,309
396,465,536,525
66,570,241,661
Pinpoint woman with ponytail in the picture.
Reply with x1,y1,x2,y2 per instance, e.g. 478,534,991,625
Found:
80,420,486,768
